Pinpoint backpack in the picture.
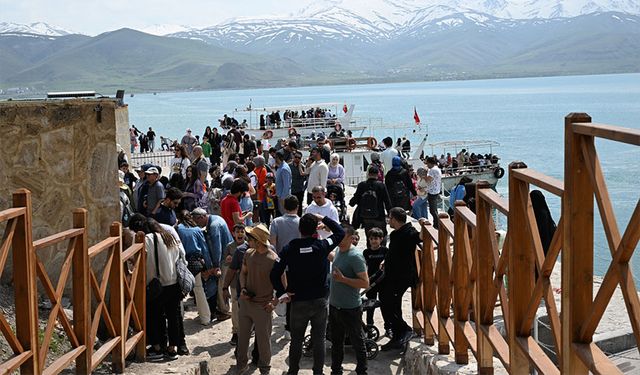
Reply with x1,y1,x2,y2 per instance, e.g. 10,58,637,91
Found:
120,193,134,226
359,185,379,219
391,179,409,206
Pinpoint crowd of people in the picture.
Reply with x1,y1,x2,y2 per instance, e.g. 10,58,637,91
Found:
116,121,488,375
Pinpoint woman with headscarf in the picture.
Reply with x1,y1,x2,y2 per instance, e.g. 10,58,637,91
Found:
370,152,385,182
530,190,557,256
385,156,416,210
327,153,345,187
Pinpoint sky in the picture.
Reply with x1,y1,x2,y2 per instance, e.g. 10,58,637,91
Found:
0,0,316,35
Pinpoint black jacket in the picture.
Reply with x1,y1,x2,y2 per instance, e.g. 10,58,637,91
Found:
385,168,416,210
385,222,421,287
270,217,345,301
349,178,392,225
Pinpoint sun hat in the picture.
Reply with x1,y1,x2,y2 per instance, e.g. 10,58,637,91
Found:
145,167,159,175
245,224,270,247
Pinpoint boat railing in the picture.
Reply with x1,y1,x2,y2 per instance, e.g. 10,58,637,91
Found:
442,163,501,177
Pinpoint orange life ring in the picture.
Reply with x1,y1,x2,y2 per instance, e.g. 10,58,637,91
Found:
348,138,357,151
263,130,273,139
367,137,378,150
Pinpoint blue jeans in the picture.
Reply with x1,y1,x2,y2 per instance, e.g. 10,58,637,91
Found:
411,196,429,220
288,298,328,375
239,196,253,226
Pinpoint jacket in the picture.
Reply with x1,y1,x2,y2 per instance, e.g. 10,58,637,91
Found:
385,222,421,287
349,178,392,227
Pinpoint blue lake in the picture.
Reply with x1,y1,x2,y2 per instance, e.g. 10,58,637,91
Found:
127,73,640,280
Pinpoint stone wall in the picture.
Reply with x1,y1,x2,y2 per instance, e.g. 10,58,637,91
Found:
0,99,129,280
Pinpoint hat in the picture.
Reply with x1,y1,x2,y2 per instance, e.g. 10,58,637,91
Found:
133,165,143,172
145,167,159,175
191,207,208,217
245,224,270,247
317,135,326,142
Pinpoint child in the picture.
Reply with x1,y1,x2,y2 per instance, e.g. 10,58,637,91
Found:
363,227,391,337
262,173,276,226
221,224,247,346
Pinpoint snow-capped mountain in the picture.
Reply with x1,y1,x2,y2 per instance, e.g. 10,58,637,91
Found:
0,22,75,36
139,24,195,36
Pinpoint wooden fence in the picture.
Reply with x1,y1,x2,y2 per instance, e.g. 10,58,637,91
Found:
0,189,146,374
412,113,640,374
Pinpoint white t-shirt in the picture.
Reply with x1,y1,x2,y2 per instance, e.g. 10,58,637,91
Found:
306,160,329,193
427,166,442,195
381,147,399,174
304,200,339,239
169,157,190,179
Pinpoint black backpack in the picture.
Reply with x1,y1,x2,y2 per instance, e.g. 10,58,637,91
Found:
359,184,379,219
391,179,408,206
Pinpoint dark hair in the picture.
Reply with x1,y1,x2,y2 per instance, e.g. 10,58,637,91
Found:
283,195,299,212
146,218,178,249
176,210,197,227
245,161,255,173
230,179,249,195
169,173,185,191
389,207,407,224
383,137,393,147
341,223,356,237
299,213,318,236
367,165,379,176
275,150,285,161
367,227,384,239
166,187,183,200
159,176,169,188
288,141,298,149
128,214,148,233
233,223,246,232
426,156,437,165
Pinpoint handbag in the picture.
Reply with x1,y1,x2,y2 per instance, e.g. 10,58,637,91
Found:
186,252,206,276
146,234,163,301
176,254,195,297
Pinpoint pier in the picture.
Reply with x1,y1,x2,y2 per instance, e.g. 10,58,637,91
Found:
0,113,638,374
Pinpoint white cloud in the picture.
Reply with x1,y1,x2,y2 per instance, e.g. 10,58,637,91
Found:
0,0,313,35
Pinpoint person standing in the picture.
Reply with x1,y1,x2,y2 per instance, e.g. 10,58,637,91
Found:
220,224,248,345
236,225,278,375
385,156,415,211
181,128,198,159
147,127,156,152
270,213,345,375
304,186,339,239
349,166,391,241
362,227,390,336
424,156,443,229
269,195,301,255
274,150,292,216
329,224,369,375
144,167,165,217
380,137,398,174
289,151,306,216
412,167,430,220
220,180,253,233
305,147,328,205
380,208,426,350
211,127,223,165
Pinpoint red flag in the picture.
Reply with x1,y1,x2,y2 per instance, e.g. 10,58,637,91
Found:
343,104,348,113
413,107,421,125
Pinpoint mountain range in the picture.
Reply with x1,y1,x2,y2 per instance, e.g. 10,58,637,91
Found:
2,0,640,94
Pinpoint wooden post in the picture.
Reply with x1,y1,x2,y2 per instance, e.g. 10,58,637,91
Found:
72,208,90,375
109,222,125,373
562,113,593,374
12,189,39,375
507,161,533,373
437,213,452,354
453,203,469,364
475,181,495,375
421,223,436,346
134,231,147,361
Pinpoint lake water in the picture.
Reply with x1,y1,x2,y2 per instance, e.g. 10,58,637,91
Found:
127,73,640,280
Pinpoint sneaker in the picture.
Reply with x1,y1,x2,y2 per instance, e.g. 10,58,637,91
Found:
146,347,164,360
230,333,238,346
381,340,402,351
385,329,394,339
164,350,179,361
178,345,190,356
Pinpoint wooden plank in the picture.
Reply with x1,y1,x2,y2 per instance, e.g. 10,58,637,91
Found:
72,208,90,375
0,218,18,276
516,336,560,375
478,189,509,215
573,342,623,375
88,236,120,258
441,217,455,237
455,320,477,355
12,189,39,375
511,168,564,197
572,122,640,146
455,205,477,228
479,324,510,370
91,337,120,372
0,351,32,374
508,161,535,373
453,211,470,364
41,346,85,375
0,308,23,353
124,332,145,357
562,112,593,375
33,228,84,251
0,207,26,222
121,243,143,262
132,231,147,361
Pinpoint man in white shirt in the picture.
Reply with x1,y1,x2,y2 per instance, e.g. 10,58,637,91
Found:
305,147,329,205
304,186,339,239
425,156,443,229
380,137,399,174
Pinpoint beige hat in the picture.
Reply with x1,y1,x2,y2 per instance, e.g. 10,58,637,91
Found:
245,224,270,247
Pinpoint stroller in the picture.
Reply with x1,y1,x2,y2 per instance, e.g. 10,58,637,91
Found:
326,183,349,223
301,271,385,360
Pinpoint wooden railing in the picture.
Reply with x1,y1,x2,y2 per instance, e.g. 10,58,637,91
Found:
0,189,146,374
412,113,640,374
